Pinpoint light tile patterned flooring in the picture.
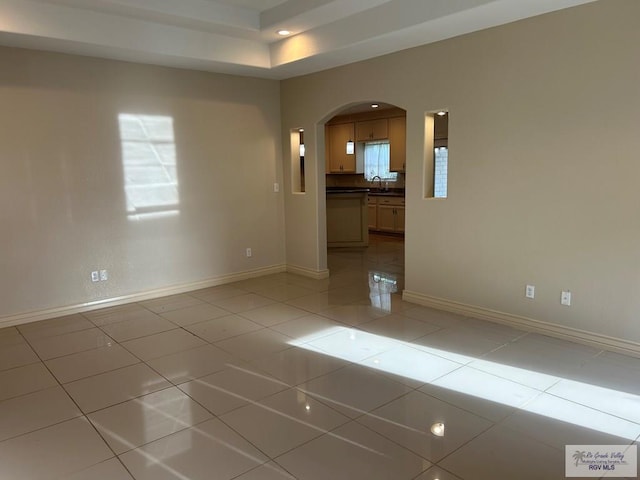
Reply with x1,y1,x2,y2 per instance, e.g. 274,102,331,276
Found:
1,234,639,479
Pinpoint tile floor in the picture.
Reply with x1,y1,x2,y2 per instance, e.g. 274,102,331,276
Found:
1,234,639,479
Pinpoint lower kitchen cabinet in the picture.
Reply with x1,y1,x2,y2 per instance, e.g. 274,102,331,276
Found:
369,196,405,234
367,196,378,230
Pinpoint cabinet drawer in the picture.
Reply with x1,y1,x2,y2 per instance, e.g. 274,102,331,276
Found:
377,197,404,206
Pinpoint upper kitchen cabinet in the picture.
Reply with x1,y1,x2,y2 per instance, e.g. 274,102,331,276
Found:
356,118,388,142
388,116,406,172
326,122,356,173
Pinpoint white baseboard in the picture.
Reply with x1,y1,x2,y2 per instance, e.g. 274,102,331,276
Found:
402,290,640,358
1,264,287,329
286,264,330,279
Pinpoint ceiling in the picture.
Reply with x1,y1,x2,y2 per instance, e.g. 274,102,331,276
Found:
0,0,596,79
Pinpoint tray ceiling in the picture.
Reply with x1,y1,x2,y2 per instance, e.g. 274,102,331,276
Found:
0,0,596,79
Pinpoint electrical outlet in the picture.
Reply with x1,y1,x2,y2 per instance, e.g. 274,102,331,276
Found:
274,183,280,192
99,269,108,281
91,271,99,282
561,290,572,306
246,248,252,258
525,285,535,299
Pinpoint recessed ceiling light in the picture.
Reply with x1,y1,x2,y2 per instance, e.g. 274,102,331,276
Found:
298,128,304,132
437,111,447,116
430,422,445,437
371,104,379,108
277,30,291,36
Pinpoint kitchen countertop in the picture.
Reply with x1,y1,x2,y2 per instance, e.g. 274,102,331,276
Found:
326,187,405,197
326,187,369,194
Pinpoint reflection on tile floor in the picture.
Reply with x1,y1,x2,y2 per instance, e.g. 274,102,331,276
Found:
1,234,639,479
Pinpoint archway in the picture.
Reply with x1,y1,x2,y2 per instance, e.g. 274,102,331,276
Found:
319,101,407,308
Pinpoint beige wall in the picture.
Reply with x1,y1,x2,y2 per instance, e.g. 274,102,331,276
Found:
281,1,640,345
0,47,285,322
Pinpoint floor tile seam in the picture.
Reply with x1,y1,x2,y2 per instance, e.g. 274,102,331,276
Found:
62,359,167,399
415,382,508,425
193,290,252,304
259,380,354,421
142,292,209,312
6,330,99,409
163,307,245,328
268,416,393,464
85,311,164,328
457,362,559,395
391,340,476,366
20,340,126,475
350,323,441,344
175,381,281,419
184,321,267,346
281,301,332,315
42,339,142,384
411,464,462,480
138,343,243,389
32,342,135,424
18,322,98,342
212,337,298,363
242,358,348,392
228,459,298,480
74,382,181,416
355,347,457,384
99,323,185,343
219,393,352,447
0,356,42,374
170,355,277,389
0,417,123,480
429,420,500,467
250,364,361,416
289,340,377,364
28,332,119,362
147,299,218,315
351,417,446,467
541,390,640,428
294,365,414,421
272,323,359,346
0,398,85,444
103,413,214,458
121,321,212,346
12,327,49,365
247,288,316,302
205,300,280,316
209,410,284,464
339,412,439,467
240,311,309,328
492,394,640,453
392,313,448,329
490,417,572,454
181,361,293,396
454,326,529,347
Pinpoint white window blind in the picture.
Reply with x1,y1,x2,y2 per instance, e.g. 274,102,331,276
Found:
364,141,397,182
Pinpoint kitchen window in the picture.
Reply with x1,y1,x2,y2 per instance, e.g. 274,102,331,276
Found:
364,141,397,182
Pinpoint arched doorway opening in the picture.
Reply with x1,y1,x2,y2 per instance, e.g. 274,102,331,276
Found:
321,102,406,311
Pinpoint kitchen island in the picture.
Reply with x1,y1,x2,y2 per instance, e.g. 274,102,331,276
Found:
326,187,369,247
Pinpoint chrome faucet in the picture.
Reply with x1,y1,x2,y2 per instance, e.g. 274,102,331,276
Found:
371,175,383,191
